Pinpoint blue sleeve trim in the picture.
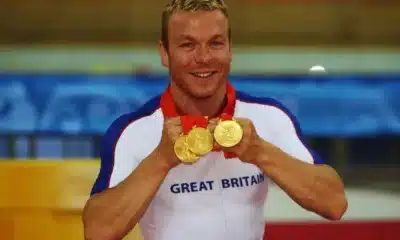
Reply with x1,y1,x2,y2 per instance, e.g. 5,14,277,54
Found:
236,91,324,165
90,96,161,196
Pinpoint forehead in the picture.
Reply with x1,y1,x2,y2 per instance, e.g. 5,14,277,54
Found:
168,10,228,39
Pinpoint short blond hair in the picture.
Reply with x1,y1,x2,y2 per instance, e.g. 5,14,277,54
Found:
161,0,230,49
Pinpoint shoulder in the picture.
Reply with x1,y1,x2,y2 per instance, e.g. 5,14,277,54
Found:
90,96,162,195
236,91,301,132
102,96,162,149
236,91,292,113
236,92,322,165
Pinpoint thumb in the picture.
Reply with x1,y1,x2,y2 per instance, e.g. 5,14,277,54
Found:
207,118,219,133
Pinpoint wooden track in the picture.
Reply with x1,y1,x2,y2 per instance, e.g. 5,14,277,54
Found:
0,160,143,240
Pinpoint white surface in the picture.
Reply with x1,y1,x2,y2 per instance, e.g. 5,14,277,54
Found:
264,184,400,221
308,65,326,73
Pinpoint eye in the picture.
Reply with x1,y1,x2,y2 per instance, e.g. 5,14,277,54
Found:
210,41,223,47
179,42,193,48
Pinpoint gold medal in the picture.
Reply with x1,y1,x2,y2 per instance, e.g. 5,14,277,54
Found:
186,127,214,155
174,135,200,163
213,120,243,147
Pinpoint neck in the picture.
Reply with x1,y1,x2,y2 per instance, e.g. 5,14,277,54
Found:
170,82,226,117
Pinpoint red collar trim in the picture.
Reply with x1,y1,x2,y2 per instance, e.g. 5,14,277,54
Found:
160,82,236,118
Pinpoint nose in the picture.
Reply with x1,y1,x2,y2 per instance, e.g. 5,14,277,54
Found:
194,45,211,64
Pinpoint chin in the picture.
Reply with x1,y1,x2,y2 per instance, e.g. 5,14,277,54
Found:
188,75,225,98
189,87,216,99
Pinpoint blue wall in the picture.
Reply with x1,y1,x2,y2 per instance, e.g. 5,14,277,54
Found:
1,73,400,137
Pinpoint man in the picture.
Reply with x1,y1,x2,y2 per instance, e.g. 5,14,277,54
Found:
82,0,348,239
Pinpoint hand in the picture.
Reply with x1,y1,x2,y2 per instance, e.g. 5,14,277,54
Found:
209,118,263,164
153,117,183,169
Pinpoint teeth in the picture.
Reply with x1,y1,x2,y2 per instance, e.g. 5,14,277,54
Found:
193,72,213,78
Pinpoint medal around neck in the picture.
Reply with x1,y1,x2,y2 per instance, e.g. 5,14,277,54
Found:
186,127,214,155
174,135,200,163
213,119,243,147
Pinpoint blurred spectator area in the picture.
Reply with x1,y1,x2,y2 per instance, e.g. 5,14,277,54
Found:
0,0,399,46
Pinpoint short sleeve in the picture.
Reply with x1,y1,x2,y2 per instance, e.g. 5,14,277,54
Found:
90,114,138,196
90,96,161,196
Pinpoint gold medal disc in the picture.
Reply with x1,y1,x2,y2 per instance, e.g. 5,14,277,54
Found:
186,127,214,155
213,120,243,147
174,135,200,163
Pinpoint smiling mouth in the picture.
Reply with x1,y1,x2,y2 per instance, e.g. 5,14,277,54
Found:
190,71,217,78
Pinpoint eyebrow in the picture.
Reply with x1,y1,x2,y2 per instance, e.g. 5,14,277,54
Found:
177,34,196,41
177,34,225,41
210,34,224,40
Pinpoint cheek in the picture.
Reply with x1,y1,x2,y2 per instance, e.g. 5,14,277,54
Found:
170,52,193,69
215,50,232,66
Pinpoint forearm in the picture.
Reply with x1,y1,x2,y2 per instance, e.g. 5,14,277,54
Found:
255,141,347,220
83,150,171,240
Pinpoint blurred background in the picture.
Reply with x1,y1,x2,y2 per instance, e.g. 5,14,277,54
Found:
0,0,400,239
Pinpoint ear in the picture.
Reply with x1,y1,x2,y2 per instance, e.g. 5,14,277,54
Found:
158,40,169,68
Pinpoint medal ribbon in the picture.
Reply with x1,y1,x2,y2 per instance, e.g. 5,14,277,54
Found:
180,115,208,134
161,82,237,159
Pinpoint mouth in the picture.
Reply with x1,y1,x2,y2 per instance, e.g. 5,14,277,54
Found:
190,71,217,78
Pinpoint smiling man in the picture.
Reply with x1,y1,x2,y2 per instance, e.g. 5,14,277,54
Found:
82,1,348,240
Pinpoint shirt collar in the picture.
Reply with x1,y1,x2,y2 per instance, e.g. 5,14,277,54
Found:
160,81,236,118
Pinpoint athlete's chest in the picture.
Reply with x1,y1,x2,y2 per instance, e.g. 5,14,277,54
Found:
136,105,273,208
154,152,268,208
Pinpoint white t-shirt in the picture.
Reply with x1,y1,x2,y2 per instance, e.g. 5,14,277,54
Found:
90,87,322,240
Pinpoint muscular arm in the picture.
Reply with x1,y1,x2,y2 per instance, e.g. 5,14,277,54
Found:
254,140,347,220
82,150,171,240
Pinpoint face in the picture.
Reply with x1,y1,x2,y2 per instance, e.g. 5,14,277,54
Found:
159,10,232,99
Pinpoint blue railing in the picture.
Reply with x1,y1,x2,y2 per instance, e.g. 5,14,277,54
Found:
1,72,400,137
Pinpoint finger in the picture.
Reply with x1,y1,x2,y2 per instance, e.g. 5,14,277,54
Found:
208,118,220,125
165,117,181,126
207,118,219,132
233,118,247,129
